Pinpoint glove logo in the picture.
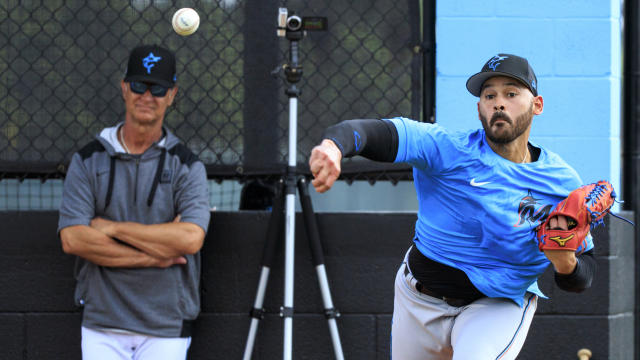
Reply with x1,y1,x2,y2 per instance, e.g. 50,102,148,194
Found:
549,234,574,247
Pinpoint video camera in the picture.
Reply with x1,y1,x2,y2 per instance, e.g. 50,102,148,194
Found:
277,8,327,39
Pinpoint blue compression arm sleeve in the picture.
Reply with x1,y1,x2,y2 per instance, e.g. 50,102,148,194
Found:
321,119,398,162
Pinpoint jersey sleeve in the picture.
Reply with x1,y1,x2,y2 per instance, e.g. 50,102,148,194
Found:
387,117,461,173
58,153,96,233
174,160,211,234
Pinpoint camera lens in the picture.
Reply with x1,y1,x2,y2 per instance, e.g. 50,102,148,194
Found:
286,15,302,31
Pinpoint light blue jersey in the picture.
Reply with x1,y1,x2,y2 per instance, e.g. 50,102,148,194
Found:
388,117,593,306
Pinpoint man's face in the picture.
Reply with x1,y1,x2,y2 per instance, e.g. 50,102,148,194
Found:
120,80,177,126
477,76,543,144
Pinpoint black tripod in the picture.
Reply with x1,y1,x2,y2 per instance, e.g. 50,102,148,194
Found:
242,8,344,360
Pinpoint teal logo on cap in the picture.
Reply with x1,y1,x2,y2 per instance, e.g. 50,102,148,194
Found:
142,52,162,74
488,55,508,71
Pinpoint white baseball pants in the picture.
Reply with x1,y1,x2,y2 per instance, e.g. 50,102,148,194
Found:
81,326,191,360
391,262,537,360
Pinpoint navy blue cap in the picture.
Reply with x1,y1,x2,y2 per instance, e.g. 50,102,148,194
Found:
124,45,176,87
466,54,538,97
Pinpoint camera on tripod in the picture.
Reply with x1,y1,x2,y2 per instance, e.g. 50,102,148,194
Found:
277,7,327,39
276,8,328,85
244,9,342,360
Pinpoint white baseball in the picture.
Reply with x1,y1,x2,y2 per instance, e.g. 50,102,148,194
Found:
172,8,200,36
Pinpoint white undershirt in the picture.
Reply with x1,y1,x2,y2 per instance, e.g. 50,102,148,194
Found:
99,124,166,153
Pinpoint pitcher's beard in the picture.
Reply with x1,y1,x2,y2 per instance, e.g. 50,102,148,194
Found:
480,104,533,144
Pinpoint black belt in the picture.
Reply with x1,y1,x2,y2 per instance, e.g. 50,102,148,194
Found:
404,265,475,307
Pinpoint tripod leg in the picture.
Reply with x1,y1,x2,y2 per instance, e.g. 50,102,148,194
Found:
283,168,297,360
297,177,345,360
243,179,285,360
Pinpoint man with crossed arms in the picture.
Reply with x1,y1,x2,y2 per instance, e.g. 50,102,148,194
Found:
59,45,210,359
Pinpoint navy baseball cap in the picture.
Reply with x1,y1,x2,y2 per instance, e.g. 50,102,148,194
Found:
466,54,538,97
124,45,177,87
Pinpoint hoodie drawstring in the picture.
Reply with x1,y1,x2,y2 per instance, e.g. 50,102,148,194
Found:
104,148,166,210
104,156,116,210
147,148,166,206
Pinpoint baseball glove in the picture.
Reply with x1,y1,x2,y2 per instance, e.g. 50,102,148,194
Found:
536,180,616,253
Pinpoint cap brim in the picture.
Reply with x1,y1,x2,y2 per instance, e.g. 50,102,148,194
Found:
124,74,174,88
465,71,530,97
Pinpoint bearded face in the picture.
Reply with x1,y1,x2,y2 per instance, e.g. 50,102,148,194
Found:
479,100,533,144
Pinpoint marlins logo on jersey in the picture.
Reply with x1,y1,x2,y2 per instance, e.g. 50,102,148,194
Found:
513,190,553,227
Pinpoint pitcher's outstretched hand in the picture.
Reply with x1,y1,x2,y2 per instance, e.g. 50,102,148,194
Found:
309,139,342,193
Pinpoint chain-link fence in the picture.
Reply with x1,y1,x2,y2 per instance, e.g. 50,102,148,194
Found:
0,0,433,208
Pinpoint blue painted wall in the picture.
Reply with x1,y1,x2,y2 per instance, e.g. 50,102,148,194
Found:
436,0,622,202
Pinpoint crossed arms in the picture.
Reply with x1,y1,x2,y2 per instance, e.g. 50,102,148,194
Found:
60,216,205,268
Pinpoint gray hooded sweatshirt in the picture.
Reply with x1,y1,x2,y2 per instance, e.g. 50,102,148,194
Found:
58,124,210,337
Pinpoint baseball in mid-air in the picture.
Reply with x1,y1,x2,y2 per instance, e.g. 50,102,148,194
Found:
172,8,200,36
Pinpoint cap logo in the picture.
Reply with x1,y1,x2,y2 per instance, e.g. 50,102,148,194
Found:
142,52,162,74
531,79,537,90
487,55,508,71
